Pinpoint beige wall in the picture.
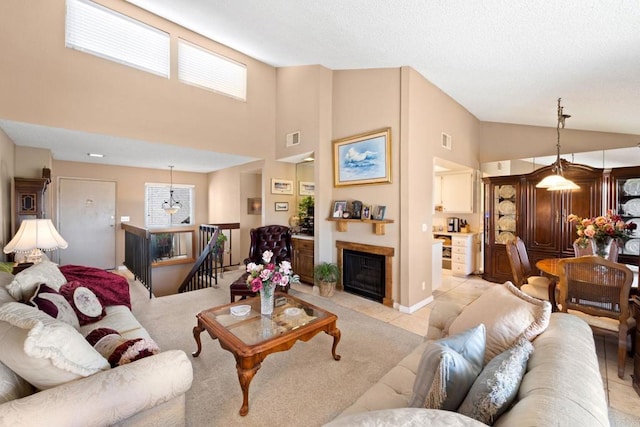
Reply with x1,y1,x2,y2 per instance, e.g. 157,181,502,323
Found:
0,0,277,160
0,129,15,251
52,160,209,267
479,122,639,163
401,67,481,308
331,68,402,301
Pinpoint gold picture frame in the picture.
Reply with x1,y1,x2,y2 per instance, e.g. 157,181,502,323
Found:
333,127,392,187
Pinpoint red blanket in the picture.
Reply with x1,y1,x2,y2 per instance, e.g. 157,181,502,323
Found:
59,265,131,309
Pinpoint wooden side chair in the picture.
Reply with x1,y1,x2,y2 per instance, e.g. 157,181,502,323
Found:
557,255,635,378
506,237,552,302
229,225,293,302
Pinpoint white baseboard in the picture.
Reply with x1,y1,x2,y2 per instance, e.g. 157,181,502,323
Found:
395,295,433,314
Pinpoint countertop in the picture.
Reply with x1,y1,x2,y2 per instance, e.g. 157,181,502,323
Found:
432,231,479,236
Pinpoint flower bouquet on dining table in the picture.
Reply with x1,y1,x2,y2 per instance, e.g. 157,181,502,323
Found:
567,210,636,250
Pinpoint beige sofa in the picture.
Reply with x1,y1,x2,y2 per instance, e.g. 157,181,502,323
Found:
328,297,609,426
0,269,193,427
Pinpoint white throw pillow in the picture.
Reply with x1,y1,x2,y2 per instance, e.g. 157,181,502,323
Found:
449,281,551,364
6,261,68,301
0,302,110,390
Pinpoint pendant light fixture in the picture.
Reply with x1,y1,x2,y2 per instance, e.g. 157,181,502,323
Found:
536,98,580,191
162,165,182,214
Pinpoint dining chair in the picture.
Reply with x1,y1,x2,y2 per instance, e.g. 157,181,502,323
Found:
557,255,635,378
229,225,293,302
506,237,552,302
572,241,619,261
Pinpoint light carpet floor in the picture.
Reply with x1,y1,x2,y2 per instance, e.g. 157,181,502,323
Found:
129,273,422,426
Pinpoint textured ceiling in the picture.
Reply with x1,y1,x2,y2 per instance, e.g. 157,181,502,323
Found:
126,0,640,135
4,1,640,172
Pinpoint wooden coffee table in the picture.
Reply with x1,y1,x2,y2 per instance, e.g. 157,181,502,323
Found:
192,292,341,416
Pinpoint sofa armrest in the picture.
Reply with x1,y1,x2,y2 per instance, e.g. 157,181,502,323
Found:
425,301,464,340
0,350,193,427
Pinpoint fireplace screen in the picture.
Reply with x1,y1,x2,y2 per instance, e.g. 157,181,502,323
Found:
343,249,385,303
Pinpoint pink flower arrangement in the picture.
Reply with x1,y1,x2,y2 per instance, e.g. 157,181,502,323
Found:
246,250,300,295
567,210,636,248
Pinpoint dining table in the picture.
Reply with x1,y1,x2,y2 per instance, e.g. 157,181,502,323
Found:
536,257,639,293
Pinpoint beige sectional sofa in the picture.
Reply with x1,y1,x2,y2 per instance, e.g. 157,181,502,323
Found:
0,268,193,427
328,283,610,426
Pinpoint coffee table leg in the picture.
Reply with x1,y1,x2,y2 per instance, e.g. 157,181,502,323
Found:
326,327,342,361
192,322,204,357
237,363,261,416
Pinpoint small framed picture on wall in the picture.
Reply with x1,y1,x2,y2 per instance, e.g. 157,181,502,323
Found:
275,202,289,212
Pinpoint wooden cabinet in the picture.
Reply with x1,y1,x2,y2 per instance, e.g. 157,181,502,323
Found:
292,237,314,284
522,161,603,266
13,177,49,233
483,160,604,283
434,171,474,213
610,166,640,265
633,297,640,397
482,176,521,283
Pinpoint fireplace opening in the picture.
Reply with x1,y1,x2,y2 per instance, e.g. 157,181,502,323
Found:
343,249,385,303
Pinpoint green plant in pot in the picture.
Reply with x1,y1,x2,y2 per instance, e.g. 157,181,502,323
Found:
213,232,227,255
314,262,340,297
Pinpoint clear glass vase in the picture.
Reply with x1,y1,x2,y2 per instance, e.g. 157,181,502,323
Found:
590,237,614,258
259,284,275,315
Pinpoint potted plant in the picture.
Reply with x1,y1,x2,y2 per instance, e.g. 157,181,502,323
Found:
314,262,340,297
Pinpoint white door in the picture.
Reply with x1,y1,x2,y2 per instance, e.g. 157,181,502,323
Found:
58,179,116,269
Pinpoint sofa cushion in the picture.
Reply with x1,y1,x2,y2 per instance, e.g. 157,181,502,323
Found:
449,281,551,364
27,283,80,329
0,360,34,404
6,261,67,302
79,305,151,341
457,338,534,425
85,327,159,367
0,302,110,390
408,324,485,410
59,281,105,325
326,408,487,427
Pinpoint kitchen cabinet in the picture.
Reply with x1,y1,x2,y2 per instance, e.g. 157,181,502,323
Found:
434,171,474,213
433,232,478,276
292,237,314,284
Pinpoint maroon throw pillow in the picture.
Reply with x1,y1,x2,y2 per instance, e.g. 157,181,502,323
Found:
27,283,80,329
60,281,106,325
85,327,160,368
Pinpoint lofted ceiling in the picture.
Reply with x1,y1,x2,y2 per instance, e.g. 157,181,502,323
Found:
3,0,640,172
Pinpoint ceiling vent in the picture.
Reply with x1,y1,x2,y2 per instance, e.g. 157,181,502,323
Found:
286,131,301,147
441,132,452,150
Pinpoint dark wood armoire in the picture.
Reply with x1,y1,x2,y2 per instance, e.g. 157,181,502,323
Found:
483,161,640,284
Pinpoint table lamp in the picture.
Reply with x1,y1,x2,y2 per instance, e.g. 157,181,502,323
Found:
3,219,68,263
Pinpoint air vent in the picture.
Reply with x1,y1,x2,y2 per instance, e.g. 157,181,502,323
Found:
286,131,301,147
441,132,452,150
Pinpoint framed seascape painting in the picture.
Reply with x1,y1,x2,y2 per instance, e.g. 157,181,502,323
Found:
333,127,391,187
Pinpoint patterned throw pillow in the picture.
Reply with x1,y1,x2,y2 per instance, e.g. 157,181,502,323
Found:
6,260,68,301
449,281,550,364
457,339,534,425
59,281,106,325
85,327,160,367
27,283,80,329
409,324,486,410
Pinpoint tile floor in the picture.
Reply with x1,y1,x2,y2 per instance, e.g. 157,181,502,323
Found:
291,269,640,418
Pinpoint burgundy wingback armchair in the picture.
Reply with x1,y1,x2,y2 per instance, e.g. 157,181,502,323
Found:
229,225,293,302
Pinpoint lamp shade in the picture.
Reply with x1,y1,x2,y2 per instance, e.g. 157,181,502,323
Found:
3,219,69,254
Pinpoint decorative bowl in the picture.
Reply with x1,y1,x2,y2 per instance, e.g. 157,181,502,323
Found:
230,305,251,317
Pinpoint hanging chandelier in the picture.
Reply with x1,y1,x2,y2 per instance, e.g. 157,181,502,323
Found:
536,98,580,191
162,165,182,214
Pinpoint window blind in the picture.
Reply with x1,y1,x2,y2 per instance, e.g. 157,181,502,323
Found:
178,39,247,101
66,0,170,78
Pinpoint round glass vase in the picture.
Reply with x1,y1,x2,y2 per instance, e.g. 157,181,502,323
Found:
259,284,275,315
590,237,614,259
